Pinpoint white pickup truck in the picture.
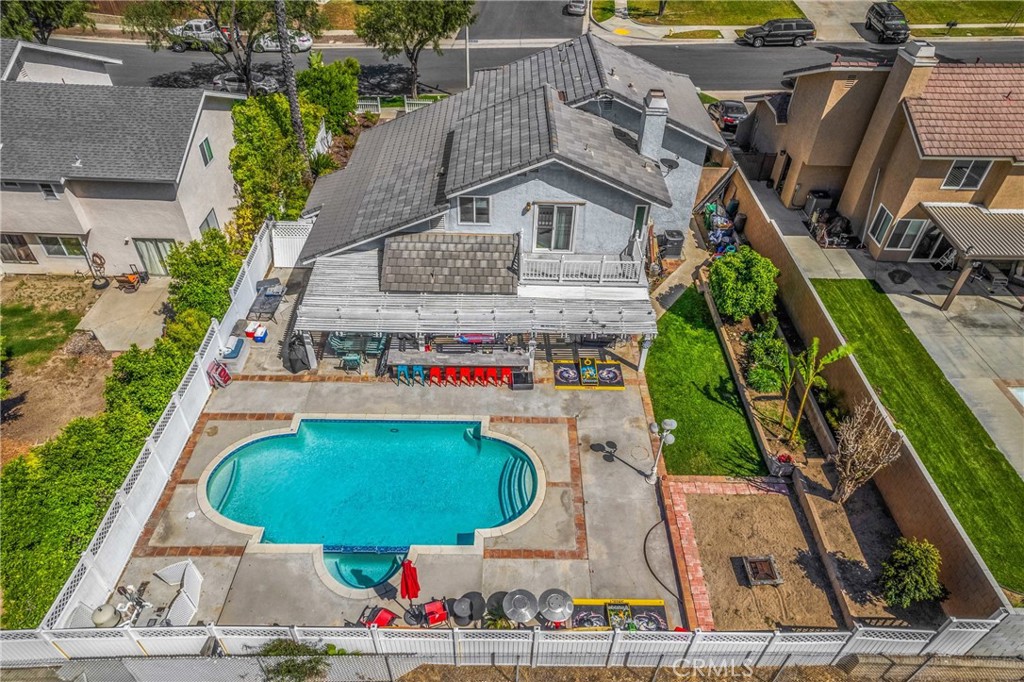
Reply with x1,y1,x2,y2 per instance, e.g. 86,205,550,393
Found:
167,19,228,53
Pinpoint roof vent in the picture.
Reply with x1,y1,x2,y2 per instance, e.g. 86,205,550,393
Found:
556,90,567,102
72,155,82,168
609,67,616,77
436,166,446,177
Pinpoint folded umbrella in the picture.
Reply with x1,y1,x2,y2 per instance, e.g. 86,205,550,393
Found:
401,559,420,600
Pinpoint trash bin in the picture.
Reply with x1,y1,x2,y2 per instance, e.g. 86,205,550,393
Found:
663,230,685,259
733,213,748,233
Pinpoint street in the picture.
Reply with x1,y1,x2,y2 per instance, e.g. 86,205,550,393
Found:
52,37,1024,94
458,0,584,41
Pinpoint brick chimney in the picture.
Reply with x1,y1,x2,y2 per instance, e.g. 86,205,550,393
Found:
638,89,669,160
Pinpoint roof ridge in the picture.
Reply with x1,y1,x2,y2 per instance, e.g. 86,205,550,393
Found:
543,85,559,154
585,32,609,90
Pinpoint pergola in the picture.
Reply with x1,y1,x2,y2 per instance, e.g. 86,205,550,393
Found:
920,203,1024,311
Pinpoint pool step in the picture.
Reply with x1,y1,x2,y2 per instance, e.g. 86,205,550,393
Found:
208,459,238,510
498,458,514,520
498,457,534,522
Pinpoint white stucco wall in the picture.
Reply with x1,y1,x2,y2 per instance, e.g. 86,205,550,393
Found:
14,50,113,85
176,97,238,237
0,182,84,234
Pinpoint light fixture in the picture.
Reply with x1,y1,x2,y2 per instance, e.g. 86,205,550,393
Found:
646,419,678,484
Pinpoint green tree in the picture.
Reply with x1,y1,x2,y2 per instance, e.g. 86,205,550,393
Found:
707,246,780,322
355,0,476,98
229,93,326,242
166,229,244,319
297,55,361,135
788,337,853,441
0,0,94,44
879,537,945,609
122,0,327,94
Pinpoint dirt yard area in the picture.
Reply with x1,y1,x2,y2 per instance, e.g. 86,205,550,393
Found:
1,276,111,464
400,664,849,682
802,458,947,628
688,493,844,631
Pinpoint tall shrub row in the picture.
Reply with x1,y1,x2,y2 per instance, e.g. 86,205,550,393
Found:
0,231,242,629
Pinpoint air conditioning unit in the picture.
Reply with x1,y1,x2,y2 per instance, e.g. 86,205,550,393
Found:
805,190,833,219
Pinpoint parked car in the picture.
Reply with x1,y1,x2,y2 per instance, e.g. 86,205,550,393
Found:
741,18,816,47
865,2,910,43
253,30,314,53
707,100,749,132
565,0,587,16
212,72,281,95
167,19,227,53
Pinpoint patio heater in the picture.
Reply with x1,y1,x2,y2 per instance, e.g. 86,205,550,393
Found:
646,419,677,484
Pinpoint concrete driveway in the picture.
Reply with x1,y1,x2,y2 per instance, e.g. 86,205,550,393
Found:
799,0,873,42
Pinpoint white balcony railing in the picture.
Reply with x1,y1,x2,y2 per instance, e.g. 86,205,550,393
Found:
520,254,644,284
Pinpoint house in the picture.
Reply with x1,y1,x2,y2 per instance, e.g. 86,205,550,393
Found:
292,34,724,368
1,38,121,84
0,82,241,276
736,41,1024,280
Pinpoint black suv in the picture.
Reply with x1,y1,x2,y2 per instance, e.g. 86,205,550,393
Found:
741,18,816,47
865,2,910,43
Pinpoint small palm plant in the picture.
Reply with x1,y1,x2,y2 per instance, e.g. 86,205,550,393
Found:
483,605,514,630
788,338,853,441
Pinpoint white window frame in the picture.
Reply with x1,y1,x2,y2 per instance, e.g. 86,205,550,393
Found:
199,137,214,166
199,208,219,233
886,218,928,251
37,235,85,258
941,159,992,191
39,183,58,200
868,204,893,246
534,203,576,252
457,196,490,225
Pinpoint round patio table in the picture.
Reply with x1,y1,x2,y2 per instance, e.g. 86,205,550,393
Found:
452,597,473,627
503,589,539,625
538,589,574,623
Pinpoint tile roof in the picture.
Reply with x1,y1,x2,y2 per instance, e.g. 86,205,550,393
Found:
445,86,671,205
921,203,1024,260
381,232,518,294
904,63,1024,162
299,34,720,262
0,81,207,182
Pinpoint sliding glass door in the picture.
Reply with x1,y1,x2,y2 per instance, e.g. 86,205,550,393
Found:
909,225,952,263
134,238,175,276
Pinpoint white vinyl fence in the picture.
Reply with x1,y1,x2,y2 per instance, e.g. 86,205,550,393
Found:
0,617,1009,670
270,220,314,268
356,95,439,114
34,224,273,634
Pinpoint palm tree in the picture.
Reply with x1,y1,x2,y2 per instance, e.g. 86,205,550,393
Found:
274,0,312,186
788,338,853,441
777,353,797,428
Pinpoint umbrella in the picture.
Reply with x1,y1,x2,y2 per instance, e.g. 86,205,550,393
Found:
503,589,539,624
539,589,574,622
400,560,420,600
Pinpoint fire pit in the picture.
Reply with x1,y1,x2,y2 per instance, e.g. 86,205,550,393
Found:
742,555,783,586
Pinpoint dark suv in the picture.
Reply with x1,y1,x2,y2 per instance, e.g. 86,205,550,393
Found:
741,18,816,47
865,2,910,43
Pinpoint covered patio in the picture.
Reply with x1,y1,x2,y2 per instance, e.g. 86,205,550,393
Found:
920,203,1024,311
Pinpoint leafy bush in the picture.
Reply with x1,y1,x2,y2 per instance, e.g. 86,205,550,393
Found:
746,364,781,393
297,55,360,135
257,639,329,682
309,152,339,178
708,246,780,322
744,317,786,368
166,229,244,320
879,537,946,609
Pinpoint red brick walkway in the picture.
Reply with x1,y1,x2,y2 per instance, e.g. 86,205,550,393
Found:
665,476,789,631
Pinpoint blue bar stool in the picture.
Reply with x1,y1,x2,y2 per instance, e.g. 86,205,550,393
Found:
412,365,427,385
395,365,411,385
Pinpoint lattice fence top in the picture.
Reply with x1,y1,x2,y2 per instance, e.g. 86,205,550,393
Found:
621,631,692,642
858,628,934,641
43,562,90,629
88,498,123,556
121,447,152,498
133,627,209,638
296,628,372,639
459,630,533,640
697,632,774,643
948,619,1000,631
215,627,291,637
379,629,451,640
49,628,133,639
774,631,850,643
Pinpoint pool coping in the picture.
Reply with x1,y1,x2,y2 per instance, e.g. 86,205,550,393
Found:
196,413,547,600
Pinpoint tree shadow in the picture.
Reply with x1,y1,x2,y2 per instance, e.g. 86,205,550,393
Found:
149,61,282,89
793,547,834,594
1,390,26,424
830,551,876,606
695,375,742,412
358,63,412,95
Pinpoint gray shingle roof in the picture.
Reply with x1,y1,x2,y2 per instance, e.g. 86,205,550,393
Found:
0,81,206,182
0,39,17,75
381,232,518,294
300,34,719,262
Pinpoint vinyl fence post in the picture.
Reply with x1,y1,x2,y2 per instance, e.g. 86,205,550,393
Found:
370,624,382,655
753,630,778,668
289,625,301,643
606,627,622,667
530,626,539,667
37,629,70,660
124,626,148,656
831,626,860,665
170,393,193,434
683,629,700,661
452,627,459,666
651,653,664,682
383,652,395,682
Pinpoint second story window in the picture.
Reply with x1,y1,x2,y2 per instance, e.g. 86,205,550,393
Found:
200,138,214,166
942,159,991,190
536,204,575,251
458,196,489,224
39,183,58,200
199,208,219,233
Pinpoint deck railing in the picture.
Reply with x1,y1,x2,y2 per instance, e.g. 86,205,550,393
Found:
519,254,644,285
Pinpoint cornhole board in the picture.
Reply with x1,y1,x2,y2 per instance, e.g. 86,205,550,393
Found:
595,362,625,390
553,360,580,389
554,360,625,390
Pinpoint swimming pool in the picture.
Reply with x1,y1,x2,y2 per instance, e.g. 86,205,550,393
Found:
205,418,538,588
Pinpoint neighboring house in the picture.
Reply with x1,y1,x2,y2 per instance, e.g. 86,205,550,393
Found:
0,38,121,84
293,34,724,366
0,82,241,276
736,41,1024,272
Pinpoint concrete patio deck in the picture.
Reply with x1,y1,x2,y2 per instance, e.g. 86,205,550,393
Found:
76,278,169,351
119,374,684,629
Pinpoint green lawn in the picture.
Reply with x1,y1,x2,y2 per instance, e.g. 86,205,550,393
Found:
0,303,81,368
665,29,724,38
627,1,805,25
814,279,1024,593
593,0,616,22
897,1,1024,24
912,25,1024,35
698,91,718,105
646,287,765,477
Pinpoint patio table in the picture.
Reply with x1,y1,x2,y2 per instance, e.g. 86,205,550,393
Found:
387,348,529,368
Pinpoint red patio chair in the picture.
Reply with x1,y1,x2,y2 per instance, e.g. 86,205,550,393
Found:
485,367,499,385
429,366,442,386
500,367,514,386
359,606,398,628
473,367,487,386
444,367,458,386
422,599,448,627
459,367,473,386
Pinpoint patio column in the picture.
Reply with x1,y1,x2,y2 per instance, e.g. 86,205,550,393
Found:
638,334,654,371
940,261,975,311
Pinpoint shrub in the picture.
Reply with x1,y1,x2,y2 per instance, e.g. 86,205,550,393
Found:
744,317,786,368
297,55,360,135
708,246,780,322
257,639,329,682
746,364,781,393
879,537,946,608
309,152,339,178
166,229,243,320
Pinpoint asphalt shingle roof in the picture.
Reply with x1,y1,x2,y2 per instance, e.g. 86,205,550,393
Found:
904,63,1024,162
0,81,206,182
381,232,518,294
299,34,720,262
0,38,17,75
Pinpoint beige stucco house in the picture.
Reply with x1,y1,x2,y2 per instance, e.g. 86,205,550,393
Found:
737,41,1024,277
0,78,240,276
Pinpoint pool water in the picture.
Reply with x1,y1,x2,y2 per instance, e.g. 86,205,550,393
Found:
207,419,536,587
